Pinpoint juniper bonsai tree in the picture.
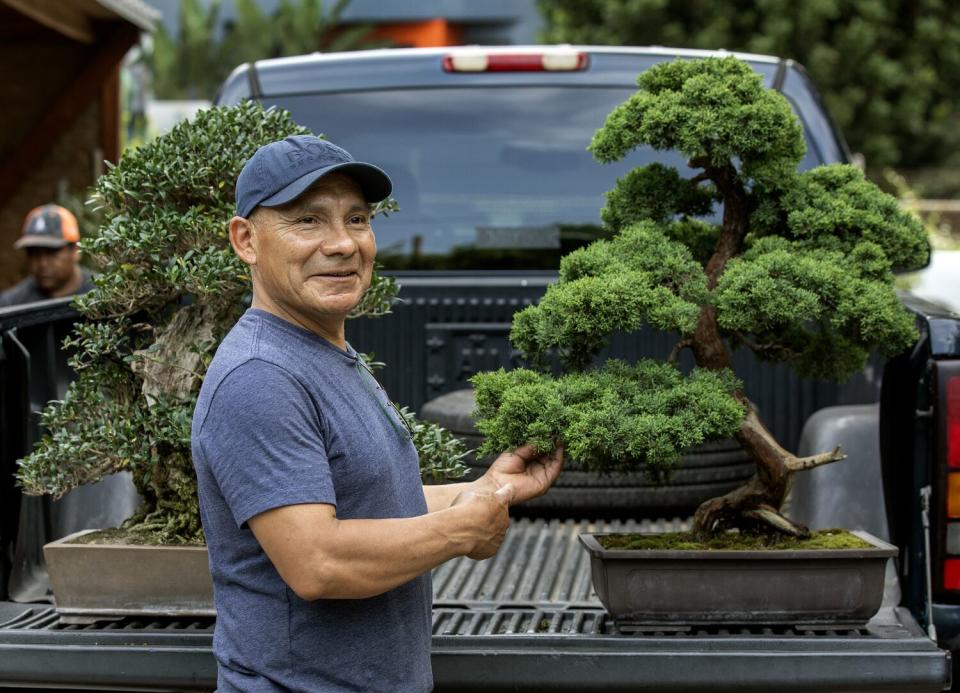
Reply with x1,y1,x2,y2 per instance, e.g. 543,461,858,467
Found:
16,102,466,543
471,57,929,539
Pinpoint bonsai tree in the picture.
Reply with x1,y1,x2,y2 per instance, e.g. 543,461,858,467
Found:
471,57,930,539
16,102,466,544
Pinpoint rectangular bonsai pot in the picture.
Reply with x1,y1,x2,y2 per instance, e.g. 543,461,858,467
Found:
44,529,214,624
579,530,897,628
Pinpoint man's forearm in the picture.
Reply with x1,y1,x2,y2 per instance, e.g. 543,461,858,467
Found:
251,494,506,602
310,508,472,599
422,477,496,513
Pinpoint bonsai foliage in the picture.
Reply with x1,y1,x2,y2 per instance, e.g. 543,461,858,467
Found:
473,57,929,538
16,102,465,543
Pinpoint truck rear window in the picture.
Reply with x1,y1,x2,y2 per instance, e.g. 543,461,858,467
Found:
268,87,823,271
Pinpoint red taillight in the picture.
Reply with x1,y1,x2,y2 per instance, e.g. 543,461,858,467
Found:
948,377,960,467
945,559,960,590
443,51,588,73
939,367,960,596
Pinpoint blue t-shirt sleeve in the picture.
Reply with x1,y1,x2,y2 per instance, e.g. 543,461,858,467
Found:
196,359,337,528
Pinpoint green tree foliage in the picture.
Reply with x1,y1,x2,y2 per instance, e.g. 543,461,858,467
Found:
472,57,928,500
152,0,387,100
151,0,222,100
15,102,462,543
538,0,960,177
400,406,471,484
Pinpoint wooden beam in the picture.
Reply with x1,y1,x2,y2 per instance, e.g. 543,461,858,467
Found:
1,0,95,43
0,5,59,41
99,65,121,165
0,22,138,210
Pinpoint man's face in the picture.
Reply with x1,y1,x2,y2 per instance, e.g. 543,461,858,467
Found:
26,245,78,293
248,173,377,323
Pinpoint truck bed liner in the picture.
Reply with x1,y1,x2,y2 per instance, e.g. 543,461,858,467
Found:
0,519,950,691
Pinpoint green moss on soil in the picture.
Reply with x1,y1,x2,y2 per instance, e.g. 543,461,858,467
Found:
66,528,205,547
598,529,873,551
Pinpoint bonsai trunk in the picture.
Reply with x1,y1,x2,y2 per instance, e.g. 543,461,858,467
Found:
691,394,845,538
684,158,845,539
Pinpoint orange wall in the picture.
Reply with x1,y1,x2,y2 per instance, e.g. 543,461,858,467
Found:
373,18,462,48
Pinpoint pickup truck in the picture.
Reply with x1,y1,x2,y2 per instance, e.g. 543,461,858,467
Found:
0,46,954,691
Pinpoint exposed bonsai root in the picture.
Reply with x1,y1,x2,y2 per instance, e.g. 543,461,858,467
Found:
742,504,810,538
693,487,812,539
691,475,764,538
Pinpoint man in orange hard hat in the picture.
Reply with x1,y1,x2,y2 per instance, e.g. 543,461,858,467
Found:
0,204,94,307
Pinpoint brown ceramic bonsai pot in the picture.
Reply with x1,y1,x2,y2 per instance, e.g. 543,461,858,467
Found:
579,530,897,630
43,529,214,624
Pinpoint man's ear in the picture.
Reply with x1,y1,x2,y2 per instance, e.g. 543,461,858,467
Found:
229,216,257,266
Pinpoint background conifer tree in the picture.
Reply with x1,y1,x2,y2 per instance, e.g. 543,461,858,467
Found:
538,0,960,196
151,0,388,100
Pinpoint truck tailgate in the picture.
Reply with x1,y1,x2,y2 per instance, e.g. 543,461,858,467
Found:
0,518,950,692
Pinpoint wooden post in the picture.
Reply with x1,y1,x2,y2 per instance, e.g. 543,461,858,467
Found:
99,64,121,166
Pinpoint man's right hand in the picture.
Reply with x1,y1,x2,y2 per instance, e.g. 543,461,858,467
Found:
449,484,514,560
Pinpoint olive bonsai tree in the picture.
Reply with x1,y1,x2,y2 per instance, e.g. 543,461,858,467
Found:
471,57,929,539
16,102,466,543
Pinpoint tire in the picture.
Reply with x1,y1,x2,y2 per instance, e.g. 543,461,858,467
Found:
419,388,754,514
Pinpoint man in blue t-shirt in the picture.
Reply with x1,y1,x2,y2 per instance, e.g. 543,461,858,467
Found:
192,135,564,692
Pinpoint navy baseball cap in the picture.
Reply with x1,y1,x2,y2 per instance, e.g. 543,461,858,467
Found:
235,136,392,218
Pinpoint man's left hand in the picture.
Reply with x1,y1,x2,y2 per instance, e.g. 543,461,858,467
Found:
476,443,565,505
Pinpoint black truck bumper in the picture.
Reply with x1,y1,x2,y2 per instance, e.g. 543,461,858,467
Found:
432,606,951,692
0,604,949,692
0,519,951,692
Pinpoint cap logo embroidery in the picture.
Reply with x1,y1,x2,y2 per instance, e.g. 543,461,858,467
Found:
284,142,351,169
